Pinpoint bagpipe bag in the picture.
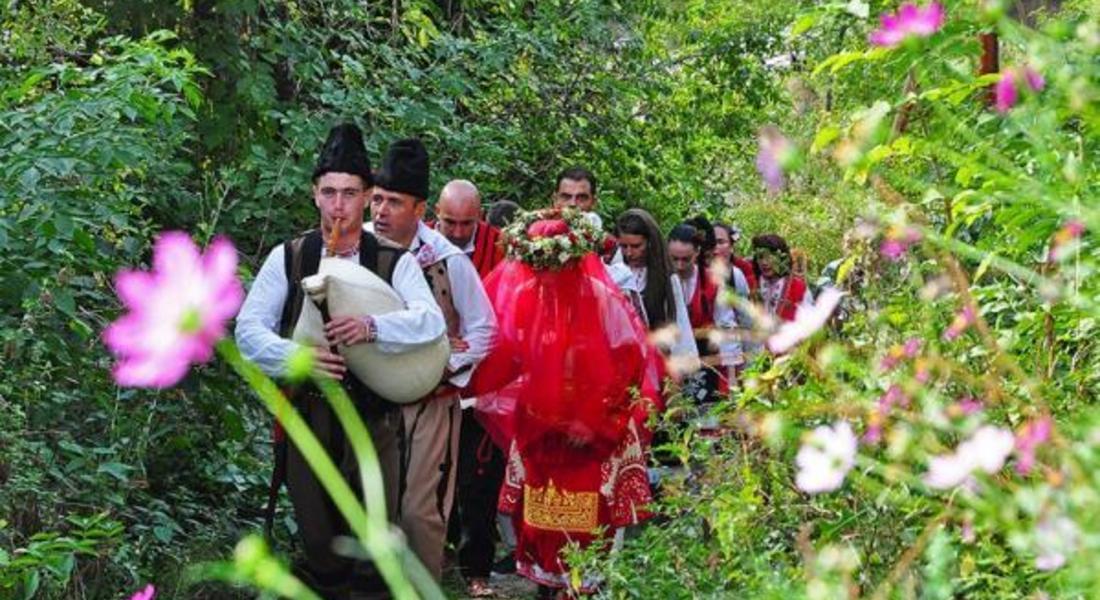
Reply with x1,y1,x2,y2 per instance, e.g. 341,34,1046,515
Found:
291,257,450,403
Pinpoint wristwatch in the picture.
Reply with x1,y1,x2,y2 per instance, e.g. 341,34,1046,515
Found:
359,315,378,343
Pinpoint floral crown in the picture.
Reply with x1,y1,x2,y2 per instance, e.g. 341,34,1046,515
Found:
502,208,603,269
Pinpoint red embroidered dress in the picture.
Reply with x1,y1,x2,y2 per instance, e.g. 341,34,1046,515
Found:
685,267,719,334
469,221,504,279
473,243,662,591
732,256,757,292
759,275,808,322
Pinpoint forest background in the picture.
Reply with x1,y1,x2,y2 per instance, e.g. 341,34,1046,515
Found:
2,0,1098,598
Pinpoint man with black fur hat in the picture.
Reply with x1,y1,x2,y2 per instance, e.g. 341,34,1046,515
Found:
366,138,497,584
235,124,446,597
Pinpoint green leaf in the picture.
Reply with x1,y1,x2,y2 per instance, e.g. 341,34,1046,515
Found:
153,525,175,543
54,289,76,317
22,570,40,600
19,167,40,190
974,252,996,283
789,14,818,38
96,461,133,482
813,49,885,76
812,125,840,153
836,255,858,284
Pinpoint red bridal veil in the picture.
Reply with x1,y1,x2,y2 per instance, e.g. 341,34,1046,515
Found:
471,252,663,458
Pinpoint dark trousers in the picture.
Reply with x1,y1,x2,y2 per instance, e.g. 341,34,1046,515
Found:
285,395,400,598
451,408,506,579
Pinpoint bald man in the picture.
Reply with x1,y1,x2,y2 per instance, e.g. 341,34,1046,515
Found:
432,179,507,596
435,180,504,278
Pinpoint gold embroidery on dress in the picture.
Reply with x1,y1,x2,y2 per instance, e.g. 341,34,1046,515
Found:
523,479,598,532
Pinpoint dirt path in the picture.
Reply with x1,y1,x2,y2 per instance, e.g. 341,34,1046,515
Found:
443,567,537,599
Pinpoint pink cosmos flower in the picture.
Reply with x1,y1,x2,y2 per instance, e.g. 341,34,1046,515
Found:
960,519,975,544
756,125,795,193
902,337,922,357
924,425,1014,489
766,287,844,353
994,65,1045,113
880,225,923,262
880,384,909,411
914,358,931,383
1015,416,1053,475
869,2,946,48
796,421,858,494
863,420,883,445
1048,220,1085,262
130,584,156,600
103,232,244,388
864,385,909,444
881,337,922,371
879,349,902,371
943,304,977,341
879,239,907,261
950,396,983,417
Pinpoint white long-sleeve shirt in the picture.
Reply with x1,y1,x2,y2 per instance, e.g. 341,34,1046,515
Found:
366,221,497,389
235,240,446,378
614,265,697,361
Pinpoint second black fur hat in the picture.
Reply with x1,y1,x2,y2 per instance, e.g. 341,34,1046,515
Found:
375,138,430,200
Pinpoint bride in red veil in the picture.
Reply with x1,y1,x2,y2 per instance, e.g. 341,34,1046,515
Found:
471,209,663,595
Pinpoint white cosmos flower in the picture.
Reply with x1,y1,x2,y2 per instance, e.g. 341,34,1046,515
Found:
1034,515,1079,571
796,421,858,494
924,425,1014,489
767,288,844,354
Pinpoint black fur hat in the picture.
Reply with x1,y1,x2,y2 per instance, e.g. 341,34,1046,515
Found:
313,123,372,184
375,138,430,200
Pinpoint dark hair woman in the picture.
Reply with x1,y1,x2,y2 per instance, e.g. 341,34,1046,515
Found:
713,222,757,292
615,209,677,328
750,233,813,322
668,220,742,401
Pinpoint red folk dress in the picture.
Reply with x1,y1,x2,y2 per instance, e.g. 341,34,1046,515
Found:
472,252,663,591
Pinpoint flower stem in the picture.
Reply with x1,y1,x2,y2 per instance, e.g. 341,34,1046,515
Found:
218,340,443,600
313,378,445,600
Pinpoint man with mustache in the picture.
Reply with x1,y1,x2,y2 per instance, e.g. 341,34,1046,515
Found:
367,139,497,583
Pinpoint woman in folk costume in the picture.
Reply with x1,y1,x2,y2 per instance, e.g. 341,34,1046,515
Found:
471,209,664,598
713,222,756,293
667,220,742,402
610,209,697,364
751,233,814,322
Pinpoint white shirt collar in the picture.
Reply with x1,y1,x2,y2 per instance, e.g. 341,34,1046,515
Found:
460,222,478,255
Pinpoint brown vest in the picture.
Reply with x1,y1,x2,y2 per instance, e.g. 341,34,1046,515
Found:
278,229,405,337
421,258,460,337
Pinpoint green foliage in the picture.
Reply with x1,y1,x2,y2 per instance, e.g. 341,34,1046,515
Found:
578,1,1100,598
2,0,1098,597
1,0,800,595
